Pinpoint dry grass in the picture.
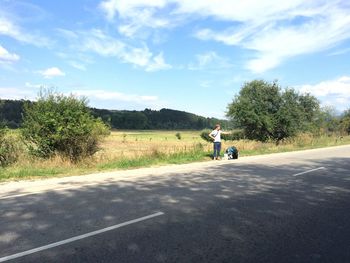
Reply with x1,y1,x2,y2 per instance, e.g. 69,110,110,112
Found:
98,130,211,160
1,129,349,181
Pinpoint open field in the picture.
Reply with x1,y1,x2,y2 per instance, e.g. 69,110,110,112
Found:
1,130,350,181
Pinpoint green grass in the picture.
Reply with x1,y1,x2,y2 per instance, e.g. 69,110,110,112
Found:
97,150,208,170
0,166,71,181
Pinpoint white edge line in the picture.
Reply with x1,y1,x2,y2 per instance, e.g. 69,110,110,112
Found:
293,167,325,177
0,212,164,262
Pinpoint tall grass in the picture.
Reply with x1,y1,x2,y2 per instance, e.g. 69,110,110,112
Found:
0,130,349,181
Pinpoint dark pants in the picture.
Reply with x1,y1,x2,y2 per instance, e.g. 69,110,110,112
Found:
213,142,221,158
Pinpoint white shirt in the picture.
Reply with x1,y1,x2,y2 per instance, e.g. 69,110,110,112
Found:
210,130,222,142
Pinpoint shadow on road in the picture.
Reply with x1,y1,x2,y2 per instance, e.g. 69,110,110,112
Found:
1,157,350,262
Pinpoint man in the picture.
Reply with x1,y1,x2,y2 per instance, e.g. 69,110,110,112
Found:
208,124,229,160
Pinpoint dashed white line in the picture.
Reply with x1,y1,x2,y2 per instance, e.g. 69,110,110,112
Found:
292,167,325,176
0,212,164,262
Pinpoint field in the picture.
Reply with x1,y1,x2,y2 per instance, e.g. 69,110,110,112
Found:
99,130,208,159
1,130,350,181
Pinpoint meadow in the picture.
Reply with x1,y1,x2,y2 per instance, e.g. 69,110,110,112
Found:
1,130,350,181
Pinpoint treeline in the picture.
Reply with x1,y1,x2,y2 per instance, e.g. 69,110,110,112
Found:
0,99,230,130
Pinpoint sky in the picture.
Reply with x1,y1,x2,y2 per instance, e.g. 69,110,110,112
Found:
0,0,350,119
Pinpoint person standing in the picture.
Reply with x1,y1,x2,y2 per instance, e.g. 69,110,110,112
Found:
209,124,227,160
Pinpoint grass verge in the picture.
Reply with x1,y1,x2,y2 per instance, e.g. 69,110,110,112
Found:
0,134,349,182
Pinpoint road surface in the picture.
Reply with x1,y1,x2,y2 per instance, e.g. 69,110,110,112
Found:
0,145,349,263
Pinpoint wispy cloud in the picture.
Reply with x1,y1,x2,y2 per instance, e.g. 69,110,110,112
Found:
70,89,167,109
98,0,350,73
298,76,350,111
58,28,171,72
99,0,172,38
188,51,232,71
193,3,350,73
0,16,51,47
37,67,65,78
0,87,36,100
72,89,158,104
0,44,20,64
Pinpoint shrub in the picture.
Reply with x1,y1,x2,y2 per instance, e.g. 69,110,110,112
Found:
0,126,19,167
200,129,212,142
21,91,110,162
175,132,182,140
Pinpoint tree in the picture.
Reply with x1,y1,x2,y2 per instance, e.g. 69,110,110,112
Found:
21,91,110,162
316,106,340,134
340,109,350,135
227,80,320,142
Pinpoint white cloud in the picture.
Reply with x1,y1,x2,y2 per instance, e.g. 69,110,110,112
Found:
99,0,181,38
298,76,350,111
0,87,36,100
99,0,350,73
193,3,350,73
144,52,171,72
0,16,51,47
37,67,65,78
68,61,87,71
0,45,20,64
328,47,350,56
188,51,232,71
71,89,159,104
59,28,171,72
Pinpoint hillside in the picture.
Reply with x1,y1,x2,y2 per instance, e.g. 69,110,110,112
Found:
0,99,231,130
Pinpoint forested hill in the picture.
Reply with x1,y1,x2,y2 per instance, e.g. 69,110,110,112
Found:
0,99,230,130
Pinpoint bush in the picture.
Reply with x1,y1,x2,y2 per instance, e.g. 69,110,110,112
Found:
21,91,110,162
175,132,182,140
0,126,19,167
200,129,212,142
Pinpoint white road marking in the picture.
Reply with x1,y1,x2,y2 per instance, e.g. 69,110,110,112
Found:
292,167,325,176
0,212,164,262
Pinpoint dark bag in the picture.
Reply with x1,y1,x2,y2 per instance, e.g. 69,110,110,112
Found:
226,146,239,159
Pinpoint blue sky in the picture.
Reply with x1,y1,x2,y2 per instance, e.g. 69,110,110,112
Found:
0,0,350,118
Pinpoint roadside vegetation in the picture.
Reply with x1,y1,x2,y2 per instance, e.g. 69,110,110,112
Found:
1,81,350,181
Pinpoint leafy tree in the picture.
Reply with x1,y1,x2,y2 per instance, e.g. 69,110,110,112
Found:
340,109,350,135
21,91,110,162
227,80,320,142
315,106,340,134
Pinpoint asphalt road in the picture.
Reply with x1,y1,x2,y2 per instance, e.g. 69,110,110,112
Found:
0,145,350,263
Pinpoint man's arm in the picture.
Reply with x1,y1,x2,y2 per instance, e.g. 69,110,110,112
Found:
208,132,215,140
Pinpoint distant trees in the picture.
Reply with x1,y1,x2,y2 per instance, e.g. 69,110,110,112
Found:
21,91,110,162
227,80,320,142
0,99,30,128
0,99,230,130
92,108,230,130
